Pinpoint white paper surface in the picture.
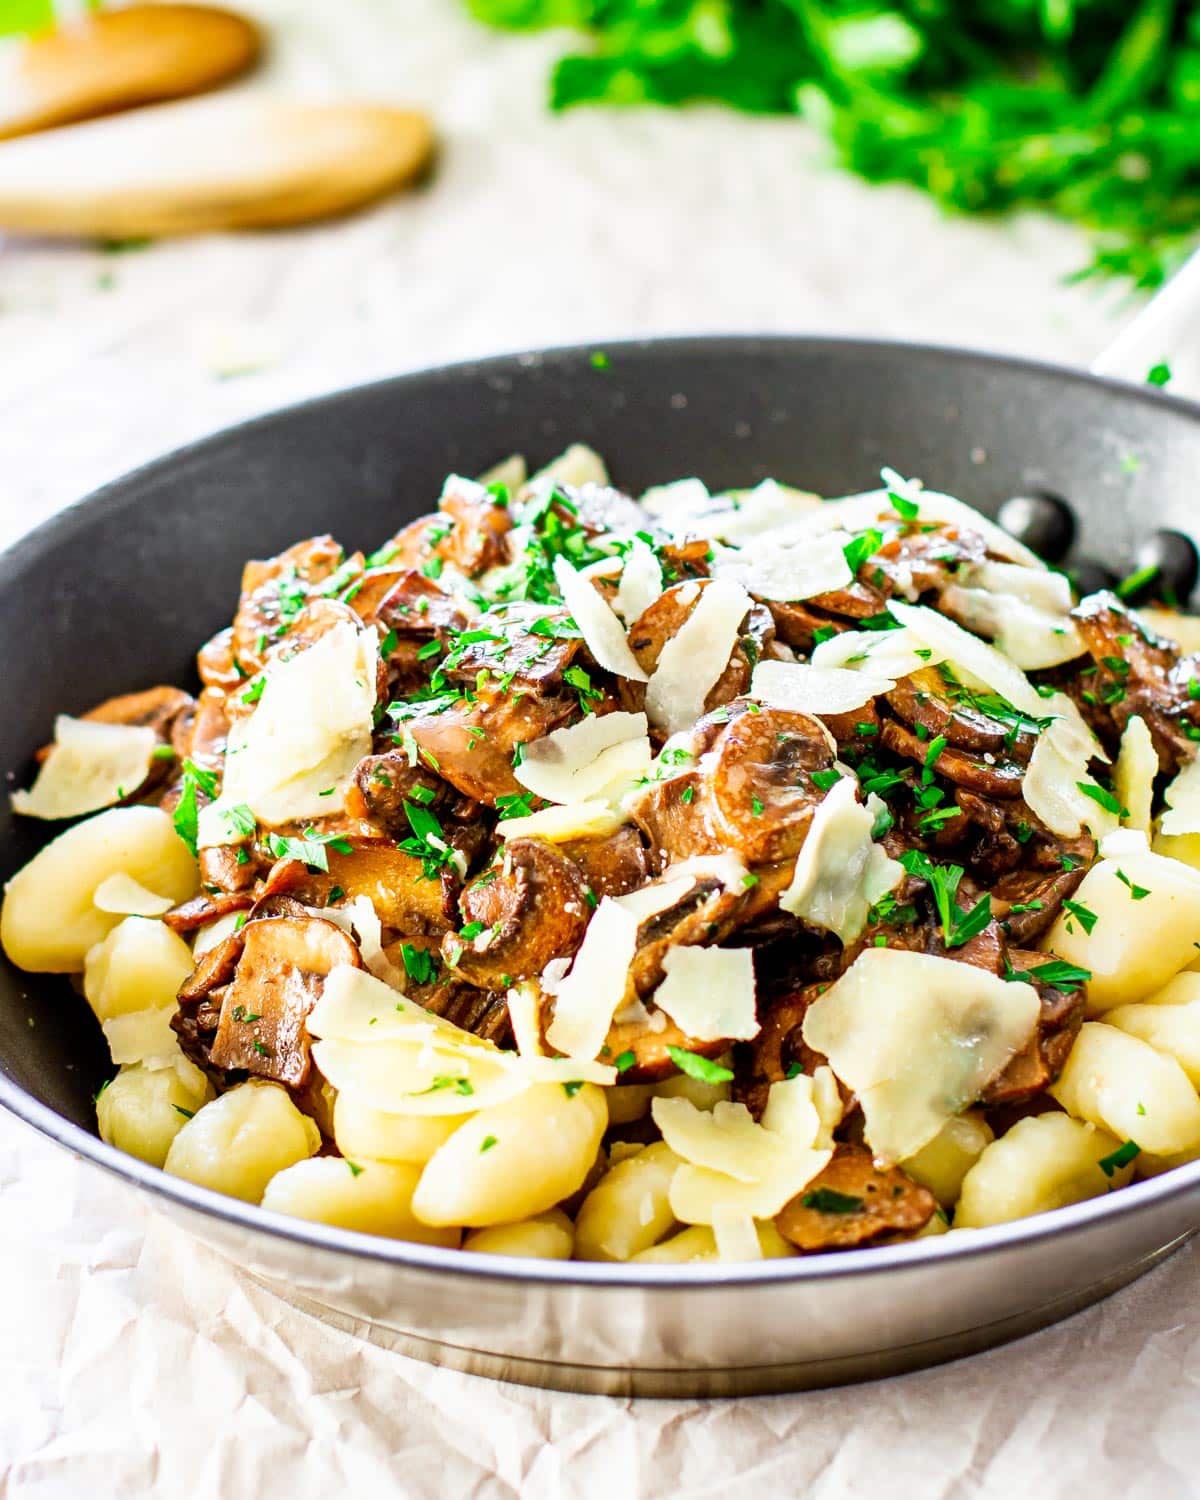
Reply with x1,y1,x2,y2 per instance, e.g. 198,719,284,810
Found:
2,1,1198,1493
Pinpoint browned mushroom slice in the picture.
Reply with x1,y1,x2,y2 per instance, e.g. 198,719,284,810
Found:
230,535,346,675
885,667,1037,762
208,916,363,1087
1071,592,1200,772
84,685,194,740
766,599,846,652
872,520,986,598
442,602,585,690
345,751,446,833
775,1144,936,1252
627,765,718,862
627,871,754,998
197,626,244,693
732,984,828,1119
359,571,469,679
172,928,247,1073
399,685,578,806
263,836,457,935
599,1009,731,1085
560,825,650,899
980,949,1085,1108
425,986,514,1046
807,579,886,618
621,582,774,715
378,483,512,580
163,889,255,935
444,838,590,987
880,717,1026,799
989,858,1088,945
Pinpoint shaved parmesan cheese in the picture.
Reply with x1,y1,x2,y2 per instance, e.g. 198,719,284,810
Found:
830,484,1044,568
527,443,608,494
760,1072,826,1146
668,1152,831,1224
702,480,823,544
220,621,376,828
313,1036,526,1116
1137,608,1200,654
545,897,640,1062
780,776,903,943
750,659,894,716
710,529,852,602
802,948,1041,1162
941,561,1082,670
12,716,156,820
812,625,945,681
192,910,243,959
507,980,544,1058
615,853,749,923
615,537,664,623
92,874,174,918
887,601,1048,717
309,965,479,1047
552,557,648,683
514,712,651,805
497,799,625,843
1161,753,1200,837
102,1005,179,1065
652,946,758,1043
1024,716,1119,839
1115,716,1157,833
639,477,711,521
644,578,752,735
652,1097,780,1182
713,1213,763,1262
316,896,405,990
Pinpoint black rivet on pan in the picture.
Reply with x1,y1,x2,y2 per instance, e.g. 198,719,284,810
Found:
1125,529,1200,606
996,492,1076,564
1069,559,1119,598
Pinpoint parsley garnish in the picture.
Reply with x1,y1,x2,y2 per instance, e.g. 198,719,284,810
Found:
1010,958,1092,991
666,1047,734,1084
172,758,218,855
1115,868,1151,900
899,849,991,948
1077,781,1128,819
801,1188,863,1214
1098,1139,1140,1177
614,1050,636,1073
1062,899,1098,935
266,828,352,873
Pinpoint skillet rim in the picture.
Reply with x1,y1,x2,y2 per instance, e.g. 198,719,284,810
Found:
3,330,1200,1290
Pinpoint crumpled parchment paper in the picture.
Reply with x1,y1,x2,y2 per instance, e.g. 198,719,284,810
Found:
2,2,1196,1493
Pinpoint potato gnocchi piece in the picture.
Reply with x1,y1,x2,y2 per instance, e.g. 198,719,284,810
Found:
1,807,196,973
412,1082,607,1228
901,1112,994,1210
96,1058,214,1168
332,1093,460,1165
1106,996,1200,1089
1050,1022,1200,1158
573,1140,682,1262
630,1220,796,1264
261,1157,460,1246
955,1113,1134,1229
463,1209,574,1260
1046,838,1200,1011
83,916,195,1021
163,1080,320,1202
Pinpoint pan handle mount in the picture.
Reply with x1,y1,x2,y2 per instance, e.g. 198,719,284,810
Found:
1091,247,1200,387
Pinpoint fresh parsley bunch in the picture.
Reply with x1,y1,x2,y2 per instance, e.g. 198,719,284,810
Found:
467,0,1200,286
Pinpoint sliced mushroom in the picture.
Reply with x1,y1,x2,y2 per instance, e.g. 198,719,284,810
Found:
208,915,363,1087
345,751,447,834
163,889,255,935
379,484,512,580
445,838,590,988
979,949,1085,1108
598,1009,731,1085
399,683,578,806
630,702,834,867
1071,592,1200,772
880,717,1026,799
261,835,457,935
197,625,244,693
230,535,346,676
885,667,1037,761
732,983,829,1119
621,582,774,714
775,1144,936,1252
357,570,469,689
989,857,1089,946
560,825,650,899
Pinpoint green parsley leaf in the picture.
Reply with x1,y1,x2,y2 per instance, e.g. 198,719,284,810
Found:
801,1188,864,1214
1098,1139,1140,1177
1115,867,1151,900
666,1047,734,1084
172,758,218,855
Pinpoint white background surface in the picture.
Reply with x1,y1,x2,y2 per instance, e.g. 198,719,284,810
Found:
3,2,1198,1495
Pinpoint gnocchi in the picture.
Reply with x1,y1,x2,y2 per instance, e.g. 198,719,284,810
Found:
463,1210,575,1260
96,1058,214,1168
1050,1022,1200,1157
164,1080,321,1202
261,1157,460,1246
956,1114,1135,1228
573,1140,682,1261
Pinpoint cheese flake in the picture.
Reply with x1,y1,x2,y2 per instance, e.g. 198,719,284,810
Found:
615,537,664,623
545,897,640,1062
802,948,1041,1163
497,799,625,843
1115,715,1157,834
780,776,904,943
942,560,1083,670
644,578,752,735
1024,716,1119,839
514,711,651,805
102,1005,179,1065
1161,752,1200,837
220,621,376,828
12,716,156,820
750,659,894,716
710,528,852,602
812,625,945,681
552,557,648,682
652,945,759,1043
92,873,174,917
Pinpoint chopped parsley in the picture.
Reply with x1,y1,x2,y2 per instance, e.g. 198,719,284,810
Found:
1098,1139,1140,1177
1115,868,1151,900
400,943,438,986
666,1047,734,1084
1062,899,1098,936
898,849,991,948
562,1081,585,1098
266,828,353,873
614,1050,636,1073
347,1160,365,1177
1009,958,1092,991
1076,781,1128,819
479,1135,499,1153
172,758,218,855
801,1188,863,1214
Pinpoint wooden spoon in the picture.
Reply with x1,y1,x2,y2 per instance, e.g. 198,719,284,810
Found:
0,96,435,237
0,4,263,142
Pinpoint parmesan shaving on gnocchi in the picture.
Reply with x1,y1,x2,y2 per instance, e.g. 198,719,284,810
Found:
6,446,1200,1261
